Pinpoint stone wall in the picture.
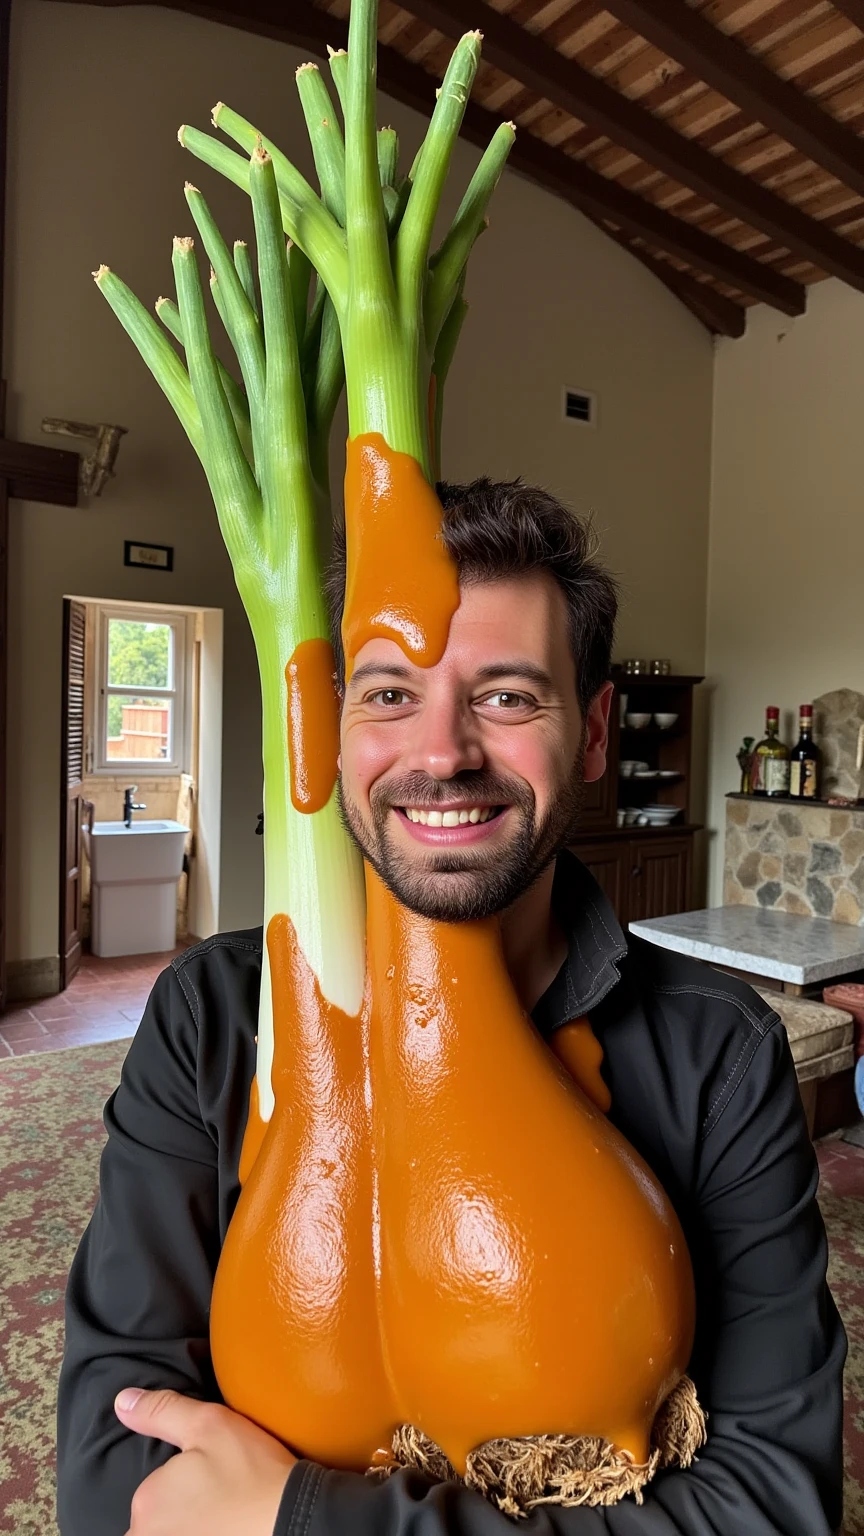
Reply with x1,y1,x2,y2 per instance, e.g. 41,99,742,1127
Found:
724,798,864,925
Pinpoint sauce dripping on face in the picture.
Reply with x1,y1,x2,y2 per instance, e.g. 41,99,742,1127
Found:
342,434,460,680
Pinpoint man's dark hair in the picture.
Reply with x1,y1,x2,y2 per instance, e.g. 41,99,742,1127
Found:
324,477,619,714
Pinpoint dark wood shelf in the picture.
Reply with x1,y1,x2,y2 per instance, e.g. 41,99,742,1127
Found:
726,792,864,809
574,822,704,843
611,672,705,687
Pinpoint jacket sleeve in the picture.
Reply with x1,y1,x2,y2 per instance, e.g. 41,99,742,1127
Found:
272,1020,846,1536
56,964,222,1536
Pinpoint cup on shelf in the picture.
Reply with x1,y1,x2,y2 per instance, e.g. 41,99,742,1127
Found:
619,760,637,777
624,808,640,826
653,712,678,730
625,712,652,729
616,808,626,827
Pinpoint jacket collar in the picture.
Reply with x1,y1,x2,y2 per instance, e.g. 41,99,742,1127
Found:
530,849,628,1036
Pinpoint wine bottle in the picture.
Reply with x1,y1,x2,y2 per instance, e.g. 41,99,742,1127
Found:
789,705,821,800
751,707,790,797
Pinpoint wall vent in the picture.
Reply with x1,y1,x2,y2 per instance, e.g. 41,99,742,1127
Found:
564,387,596,426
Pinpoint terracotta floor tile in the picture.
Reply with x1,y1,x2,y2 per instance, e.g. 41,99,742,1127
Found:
8,1020,133,1053
27,997,77,1022
1,948,186,1057
0,1015,49,1043
44,1011,127,1035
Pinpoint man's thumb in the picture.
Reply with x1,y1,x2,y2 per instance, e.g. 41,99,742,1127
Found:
114,1387,194,1448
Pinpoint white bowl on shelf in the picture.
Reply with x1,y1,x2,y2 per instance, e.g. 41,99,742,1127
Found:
619,760,637,777
625,712,652,729
653,713,679,730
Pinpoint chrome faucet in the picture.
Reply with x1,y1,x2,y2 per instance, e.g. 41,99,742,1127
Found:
123,785,146,828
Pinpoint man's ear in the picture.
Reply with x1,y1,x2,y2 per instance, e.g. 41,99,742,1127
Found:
583,682,614,784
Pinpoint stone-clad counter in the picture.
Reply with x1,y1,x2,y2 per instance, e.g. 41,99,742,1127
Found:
629,905,864,985
724,797,864,926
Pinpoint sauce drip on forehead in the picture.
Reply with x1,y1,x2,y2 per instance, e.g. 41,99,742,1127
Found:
342,434,460,679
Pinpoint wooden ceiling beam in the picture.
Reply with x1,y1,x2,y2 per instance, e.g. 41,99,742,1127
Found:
596,226,747,336
603,0,864,204
64,0,806,313
829,3,864,36
393,0,864,294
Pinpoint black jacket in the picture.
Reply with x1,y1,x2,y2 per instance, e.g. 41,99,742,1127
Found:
56,852,846,1535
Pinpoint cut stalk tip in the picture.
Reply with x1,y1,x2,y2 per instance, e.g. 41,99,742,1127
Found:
92,264,110,282
326,45,346,58
173,235,195,253
251,144,270,165
211,102,225,126
155,295,169,308
233,239,248,250
296,62,319,75
184,180,200,194
209,265,217,282
177,125,188,145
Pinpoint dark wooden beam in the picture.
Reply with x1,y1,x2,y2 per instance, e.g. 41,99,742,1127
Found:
604,0,864,206
828,3,864,37
393,0,864,294
69,0,806,313
621,245,747,338
0,439,80,506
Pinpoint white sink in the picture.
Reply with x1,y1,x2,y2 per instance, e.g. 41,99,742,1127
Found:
83,820,189,957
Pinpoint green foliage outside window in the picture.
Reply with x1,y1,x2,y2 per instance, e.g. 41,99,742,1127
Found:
106,621,171,738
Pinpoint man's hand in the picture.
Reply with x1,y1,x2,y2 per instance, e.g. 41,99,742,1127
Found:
114,1387,297,1535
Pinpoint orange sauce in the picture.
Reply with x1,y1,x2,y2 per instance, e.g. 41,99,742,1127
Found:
238,1074,267,1185
211,914,398,1467
364,867,695,1472
550,1017,612,1114
214,430,698,1480
286,639,340,814
341,433,460,679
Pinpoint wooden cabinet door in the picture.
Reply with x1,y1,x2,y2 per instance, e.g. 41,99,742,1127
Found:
574,840,628,925
629,837,691,923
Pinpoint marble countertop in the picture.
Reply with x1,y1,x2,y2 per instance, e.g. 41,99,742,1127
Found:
628,906,864,984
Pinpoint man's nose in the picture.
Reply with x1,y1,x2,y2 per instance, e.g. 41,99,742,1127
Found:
403,697,484,780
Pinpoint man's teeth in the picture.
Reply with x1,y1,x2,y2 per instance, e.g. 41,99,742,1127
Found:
403,806,499,826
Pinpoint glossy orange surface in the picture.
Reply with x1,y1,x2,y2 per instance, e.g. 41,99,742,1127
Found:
216,440,697,1476
211,914,397,1467
364,867,695,1471
286,639,340,814
550,1018,612,1114
341,433,460,679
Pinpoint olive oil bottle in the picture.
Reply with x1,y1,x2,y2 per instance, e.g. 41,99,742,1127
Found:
751,707,790,797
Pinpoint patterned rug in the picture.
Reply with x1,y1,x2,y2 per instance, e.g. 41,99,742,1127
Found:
0,1040,862,1534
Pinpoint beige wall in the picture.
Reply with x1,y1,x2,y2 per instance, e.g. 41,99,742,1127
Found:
5,0,714,965
706,279,864,905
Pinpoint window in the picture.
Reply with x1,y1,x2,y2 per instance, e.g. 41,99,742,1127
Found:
94,608,189,774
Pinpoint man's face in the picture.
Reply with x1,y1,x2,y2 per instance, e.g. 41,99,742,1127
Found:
338,571,613,922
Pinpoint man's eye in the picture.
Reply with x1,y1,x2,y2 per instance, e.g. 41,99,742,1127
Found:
367,688,411,707
484,691,531,709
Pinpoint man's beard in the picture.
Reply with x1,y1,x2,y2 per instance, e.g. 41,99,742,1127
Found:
337,735,587,922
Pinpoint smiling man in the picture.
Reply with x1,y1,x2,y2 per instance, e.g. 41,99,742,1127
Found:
57,478,845,1536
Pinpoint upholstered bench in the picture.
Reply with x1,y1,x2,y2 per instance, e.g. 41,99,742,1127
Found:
754,988,855,1135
